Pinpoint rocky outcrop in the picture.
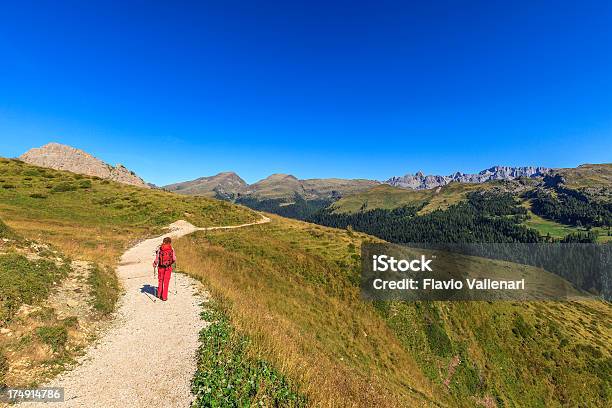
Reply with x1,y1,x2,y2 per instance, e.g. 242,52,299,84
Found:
20,143,149,188
385,166,553,190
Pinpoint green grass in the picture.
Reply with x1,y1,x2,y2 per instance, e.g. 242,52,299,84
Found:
0,253,70,326
330,182,495,214
381,299,612,406
558,163,612,191
177,214,612,407
192,300,307,407
0,217,19,240
176,217,436,406
36,325,68,353
2,155,610,404
88,264,120,315
0,158,259,267
521,200,612,242
523,206,579,238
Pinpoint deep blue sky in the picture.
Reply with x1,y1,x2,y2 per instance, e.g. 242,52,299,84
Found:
1,1,611,185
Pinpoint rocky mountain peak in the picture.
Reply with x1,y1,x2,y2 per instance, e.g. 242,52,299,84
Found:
164,171,247,198
19,143,149,188
265,173,299,181
217,171,240,177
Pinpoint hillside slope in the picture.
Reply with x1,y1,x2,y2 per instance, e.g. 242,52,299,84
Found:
165,172,379,220
0,157,259,387
176,214,612,407
0,158,257,265
330,182,500,214
557,163,612,201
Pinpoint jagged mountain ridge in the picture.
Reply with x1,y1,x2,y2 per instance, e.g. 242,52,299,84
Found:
19,143,149,188
385,166,554,190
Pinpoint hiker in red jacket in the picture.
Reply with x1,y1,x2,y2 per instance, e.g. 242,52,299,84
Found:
153,237,176,301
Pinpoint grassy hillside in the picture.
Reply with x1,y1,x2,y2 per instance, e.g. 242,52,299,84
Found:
300,177,380,198
0,157,259,387
330,182,496,214
0,158,258,265
558,163,612,192
244,175,378,200
164,171,248,198
175,214,612,407
243,174,305,198
176,216,437,407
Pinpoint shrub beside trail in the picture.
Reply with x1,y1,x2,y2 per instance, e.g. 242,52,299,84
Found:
192,300,307,407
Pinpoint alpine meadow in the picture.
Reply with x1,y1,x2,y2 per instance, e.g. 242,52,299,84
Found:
2,148,610,406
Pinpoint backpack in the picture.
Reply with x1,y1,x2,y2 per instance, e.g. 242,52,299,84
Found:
158,245,174,268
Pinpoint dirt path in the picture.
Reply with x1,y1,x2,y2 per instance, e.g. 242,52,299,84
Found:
28,215,269,407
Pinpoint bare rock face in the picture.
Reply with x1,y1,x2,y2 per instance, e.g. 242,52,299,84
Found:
20,143,149,188
386,166,553,190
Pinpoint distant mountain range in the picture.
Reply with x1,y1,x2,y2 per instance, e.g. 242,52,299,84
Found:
385,166,553,190
164,166,555,201
20,143,149,188
165,172,379,201
164,166,562,220
18,143,557,196
13,143,610,224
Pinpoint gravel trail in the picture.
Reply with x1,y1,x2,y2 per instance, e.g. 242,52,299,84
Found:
27,215,269,407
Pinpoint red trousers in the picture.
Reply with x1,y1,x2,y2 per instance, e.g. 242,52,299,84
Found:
157,266,172,301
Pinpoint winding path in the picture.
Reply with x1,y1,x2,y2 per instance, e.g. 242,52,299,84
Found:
30,215,269,407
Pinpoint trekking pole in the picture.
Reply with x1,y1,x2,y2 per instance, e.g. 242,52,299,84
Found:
173,261,178,295
153,265,158,301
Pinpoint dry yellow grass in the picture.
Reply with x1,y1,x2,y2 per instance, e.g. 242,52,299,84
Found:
176,213,612,407
175,215,443,407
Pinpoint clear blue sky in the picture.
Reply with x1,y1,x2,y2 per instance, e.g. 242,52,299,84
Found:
1,1,611,185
